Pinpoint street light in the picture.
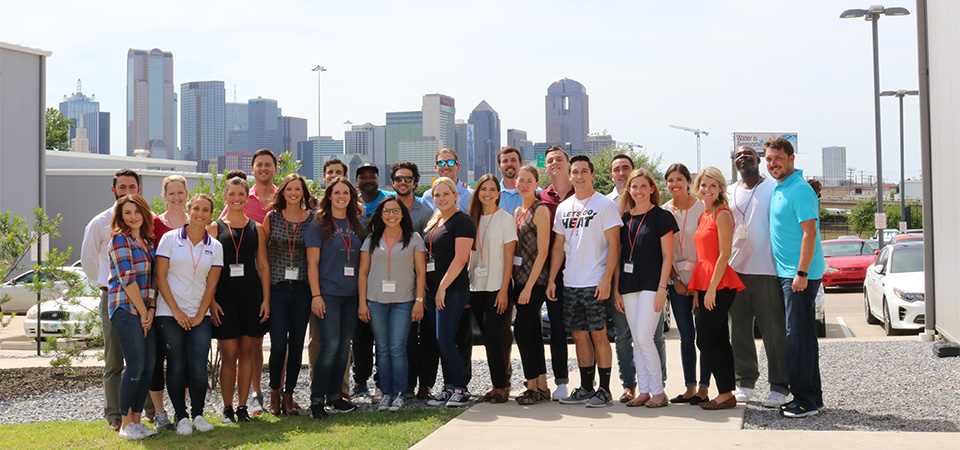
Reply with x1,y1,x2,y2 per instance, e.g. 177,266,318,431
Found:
312,65,327,144
840,5,910,248
880,89,919,232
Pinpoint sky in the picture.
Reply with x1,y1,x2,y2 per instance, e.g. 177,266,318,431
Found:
3,0,923,181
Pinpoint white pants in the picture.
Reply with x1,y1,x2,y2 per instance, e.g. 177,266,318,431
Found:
623,290,664,395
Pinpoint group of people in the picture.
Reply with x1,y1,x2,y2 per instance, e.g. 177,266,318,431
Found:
81,136,825,440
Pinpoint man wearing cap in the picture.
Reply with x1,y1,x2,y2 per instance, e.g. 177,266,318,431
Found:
356,163,391,223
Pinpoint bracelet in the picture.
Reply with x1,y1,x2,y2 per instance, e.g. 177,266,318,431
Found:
147,305,156,310
658,285,667,290
312,294,322,298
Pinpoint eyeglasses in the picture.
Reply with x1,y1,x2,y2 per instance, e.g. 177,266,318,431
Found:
382,208,402,215
392,176,415,183
436,159,457,167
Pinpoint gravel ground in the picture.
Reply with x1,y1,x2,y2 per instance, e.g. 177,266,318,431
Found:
744,339,960,432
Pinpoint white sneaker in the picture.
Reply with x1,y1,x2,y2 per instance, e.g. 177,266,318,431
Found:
176,418,193,436
136,423,158,437
763,391,789,408
118,423,145,440
193,415,214,433
734,387,755,402
552,384,568,401
377,396,392,412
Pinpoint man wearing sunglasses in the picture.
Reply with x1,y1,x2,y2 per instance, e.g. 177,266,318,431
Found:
421,148,473,213
390,161,432,234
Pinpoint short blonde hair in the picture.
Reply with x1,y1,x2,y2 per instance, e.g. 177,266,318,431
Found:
425,177,458,231
693,166,729,208
162,175,187,196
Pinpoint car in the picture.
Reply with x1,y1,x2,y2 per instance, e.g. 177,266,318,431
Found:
756,283,825,338
23,287,101,340
821,239,878,288
890,234,922,244
863,241,925,335
541,297,672,342
903,229,924,235
872,228,900,245
838,235,861,240
0,267,87,314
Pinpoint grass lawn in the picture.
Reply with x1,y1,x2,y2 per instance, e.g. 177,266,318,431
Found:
0,409,463,450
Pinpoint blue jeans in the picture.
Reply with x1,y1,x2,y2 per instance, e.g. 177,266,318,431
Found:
426,288,470,390
157,316,211,421
367,301,414,398
111,308,156,416
310,294,359,403
269,282,311,394
779,277,823,409
669,285,710,388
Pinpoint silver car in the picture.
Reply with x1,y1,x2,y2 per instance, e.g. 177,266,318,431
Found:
0,267,87,314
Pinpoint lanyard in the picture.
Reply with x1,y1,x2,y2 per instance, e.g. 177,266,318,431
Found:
224,219,245,260
427,215,450,256
384,229,402,277
477,213,495,263
626,205,652,262
569,194,594,239
733,178,762,222
674,199,691,254
188,234,205,275
515,202,533,231
332,218,353,260
283,210,303,266
503,190,520,217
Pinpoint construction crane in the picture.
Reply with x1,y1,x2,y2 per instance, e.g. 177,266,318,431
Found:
669,125,709,173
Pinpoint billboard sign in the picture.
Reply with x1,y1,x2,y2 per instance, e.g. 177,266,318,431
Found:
733,132,798,155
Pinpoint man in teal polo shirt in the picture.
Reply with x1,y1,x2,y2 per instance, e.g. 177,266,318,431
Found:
765,137,824,418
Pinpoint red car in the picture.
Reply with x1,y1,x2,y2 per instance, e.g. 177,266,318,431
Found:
822,239,877,288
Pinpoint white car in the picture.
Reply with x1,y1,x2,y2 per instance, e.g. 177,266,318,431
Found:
23,291,101,340
1,267,88,314
863,241,925,335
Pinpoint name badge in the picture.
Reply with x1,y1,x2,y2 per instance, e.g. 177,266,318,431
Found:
623,262,634,273
735,225,749,241
681,260,696,272
514,256,522,266
230,264,244,277
475,267,489,277
285,267,299,280
344,265,355,277
426,257,436,273
382,279,397,293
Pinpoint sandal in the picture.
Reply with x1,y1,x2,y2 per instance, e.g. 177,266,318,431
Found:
516,389,541,405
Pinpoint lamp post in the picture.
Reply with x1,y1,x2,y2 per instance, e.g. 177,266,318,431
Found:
311,65,327,145
880,89,919,232
840,5,910,248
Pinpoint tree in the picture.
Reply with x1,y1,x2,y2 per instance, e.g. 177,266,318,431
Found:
586,144,664,197
848,196,923,236
45,108,72,151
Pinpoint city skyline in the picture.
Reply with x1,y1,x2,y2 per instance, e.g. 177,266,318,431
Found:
10,0,923,180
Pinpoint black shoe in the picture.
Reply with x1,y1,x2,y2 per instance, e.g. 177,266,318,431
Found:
236,406,251,423
670,394,693,404
311,402,329,420
327,398,358,413
221,406,236,424
687,395,707,406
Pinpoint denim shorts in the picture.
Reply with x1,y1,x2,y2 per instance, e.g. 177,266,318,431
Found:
563,286,607,332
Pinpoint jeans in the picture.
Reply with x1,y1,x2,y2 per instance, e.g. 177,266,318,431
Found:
426,288,470,390
310,294,359,403
99,289,123,421
729,273,789,395
695,289,737,393
606,299,636,388
269,282,311,394
668,285,710,388
470,290,512,389
622,291,664,395
546,276,569,384
780,277,823,409
157,316,212,421
111,308,156,416
513,285,547,380
367,301,414,398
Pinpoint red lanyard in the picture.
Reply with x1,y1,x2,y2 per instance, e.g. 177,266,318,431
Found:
674,199,691,254
384,230,402,277
516,202,532,231
569,194,594,238
188,234,205,275
477,213,495,263
626,205,652,261
225,219,245,260
332,218,353,259
283,210,303,266
427,216,450,256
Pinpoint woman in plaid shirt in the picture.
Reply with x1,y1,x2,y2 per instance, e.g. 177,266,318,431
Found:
107,194,158,440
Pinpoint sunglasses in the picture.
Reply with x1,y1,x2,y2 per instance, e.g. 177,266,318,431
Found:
392,176,415,183
436,159,458,167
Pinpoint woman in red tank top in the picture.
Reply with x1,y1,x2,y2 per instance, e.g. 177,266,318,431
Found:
687,167,744,411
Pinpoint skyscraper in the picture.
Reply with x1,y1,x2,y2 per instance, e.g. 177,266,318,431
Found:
507,128,533,150
582,133,615,154
822,146,847,186
225,102,248,153
545,78,589,154
454,120,473,183
399,137,442,182
82,111,110,155
422,94,455,150
127,48,177,158
385,111,423,167
59,79,110,154
345,123,386,176
468,100,500,179
180,81,225,172
247,97,279,154
279,116,308,154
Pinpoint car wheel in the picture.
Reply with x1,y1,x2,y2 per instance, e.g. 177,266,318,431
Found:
817,319,826,338
865,291,880,324
882,299,896,336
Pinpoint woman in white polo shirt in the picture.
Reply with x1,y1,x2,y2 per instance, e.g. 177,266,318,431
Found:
155,193,224,435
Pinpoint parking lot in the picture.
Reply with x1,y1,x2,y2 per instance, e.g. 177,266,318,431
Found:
818,285,921,340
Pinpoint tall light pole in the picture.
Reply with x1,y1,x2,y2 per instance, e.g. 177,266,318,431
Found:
312,65,326,144
880,89,919,232
840,5,910,248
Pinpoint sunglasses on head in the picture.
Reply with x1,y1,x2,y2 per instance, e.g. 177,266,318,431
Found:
392,175,415,183
436,159,457,167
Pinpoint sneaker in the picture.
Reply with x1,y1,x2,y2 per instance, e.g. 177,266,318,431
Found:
585,387,613,408
559,386,596,405
251,391,265,410
118,423,146,440
763,392,789,409
780,400,798,411
390,396,405,411
236,406,251,423
446,389,471,407
136,423,158,437
176,418,193,436
734,387,755,403
153,410,174,430
781,403,820,418
311,402,329,420
350,383,370,398
377,396,392,412
552,384,568,401
427,389,453,407
222,406,236,424
326,398,358,413
192,415,214,432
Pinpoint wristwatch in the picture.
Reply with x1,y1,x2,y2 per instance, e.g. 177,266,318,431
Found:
415,297,424,303
797,270,808,278
670,277,680,284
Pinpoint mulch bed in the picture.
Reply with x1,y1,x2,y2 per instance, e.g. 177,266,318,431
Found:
0,366,103,403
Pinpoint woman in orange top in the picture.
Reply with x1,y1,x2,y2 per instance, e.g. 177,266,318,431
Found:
687,167,745,411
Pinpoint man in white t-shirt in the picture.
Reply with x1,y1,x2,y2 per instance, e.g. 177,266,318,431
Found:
727,146,789,408
546,155,621,408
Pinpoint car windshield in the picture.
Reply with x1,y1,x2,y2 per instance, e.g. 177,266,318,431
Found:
890,247,924,273
823,241,872,257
